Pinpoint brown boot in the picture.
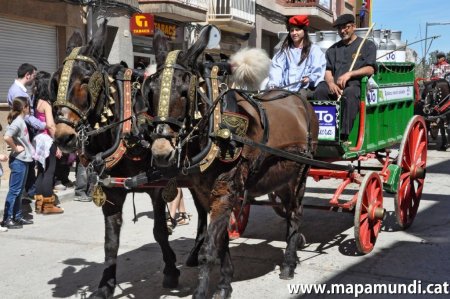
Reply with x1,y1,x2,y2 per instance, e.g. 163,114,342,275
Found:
34,195,44,214
42,195,64,214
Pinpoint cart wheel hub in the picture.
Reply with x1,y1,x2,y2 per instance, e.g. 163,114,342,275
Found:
369,202,385,221
410,166,426,180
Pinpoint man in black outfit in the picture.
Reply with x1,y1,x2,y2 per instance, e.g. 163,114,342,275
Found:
314,14,377,142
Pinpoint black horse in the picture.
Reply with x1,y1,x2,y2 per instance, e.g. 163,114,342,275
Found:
51,21,184,298
143,25,319,298
419,78,450,150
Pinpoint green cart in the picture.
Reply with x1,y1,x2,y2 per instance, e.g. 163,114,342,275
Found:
306,62,427,253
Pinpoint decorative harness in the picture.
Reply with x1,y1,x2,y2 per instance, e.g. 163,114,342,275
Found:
54,47,139,170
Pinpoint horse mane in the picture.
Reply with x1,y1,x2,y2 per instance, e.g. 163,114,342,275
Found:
229,48,271,90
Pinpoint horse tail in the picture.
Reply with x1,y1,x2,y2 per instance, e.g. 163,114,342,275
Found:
229,48,271,90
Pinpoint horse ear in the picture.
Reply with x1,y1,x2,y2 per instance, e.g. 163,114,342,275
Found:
49,71,60,103
87,19,108,59
153,29,169,67
184,25,212,68
66,31,83,55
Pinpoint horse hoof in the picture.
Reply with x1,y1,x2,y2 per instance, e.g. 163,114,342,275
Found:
279,266,295,280
212,287,232,299
162,273,179,288
186,254,199,267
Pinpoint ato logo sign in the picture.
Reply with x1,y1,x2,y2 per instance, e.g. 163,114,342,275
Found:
313,106,336,140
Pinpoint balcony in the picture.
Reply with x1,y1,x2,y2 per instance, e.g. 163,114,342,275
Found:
207,0,256,34
138,0,208,22
274,0,334,30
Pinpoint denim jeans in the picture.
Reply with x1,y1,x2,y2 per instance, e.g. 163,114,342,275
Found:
3,157,30,221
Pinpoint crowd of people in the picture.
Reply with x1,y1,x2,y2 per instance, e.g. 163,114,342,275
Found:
1,63,89,231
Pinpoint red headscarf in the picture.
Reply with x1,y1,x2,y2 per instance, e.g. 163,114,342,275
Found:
288,15,310,27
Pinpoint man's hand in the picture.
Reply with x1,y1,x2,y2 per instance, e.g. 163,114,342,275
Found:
337,72,352,89
328,82,343,97
301,76,310,85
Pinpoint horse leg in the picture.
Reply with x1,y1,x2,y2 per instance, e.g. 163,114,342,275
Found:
149,189,180,288
438,119,448,150
280,166,308,280
89,190,126,299
194,166,245,299
186,188,208,267
194,207,234,299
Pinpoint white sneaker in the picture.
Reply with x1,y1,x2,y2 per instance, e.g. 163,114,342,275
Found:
54,184,67,191
0,226,8,232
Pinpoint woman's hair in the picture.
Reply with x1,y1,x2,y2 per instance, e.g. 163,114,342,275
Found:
278,20,312,66
33,71,52,110
8,97,29,124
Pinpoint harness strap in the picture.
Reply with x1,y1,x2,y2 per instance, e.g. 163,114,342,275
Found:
199,65,222,172
105,68,134,169
228,134,354,172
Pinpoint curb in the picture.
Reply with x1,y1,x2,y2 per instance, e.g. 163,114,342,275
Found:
0,187,76,218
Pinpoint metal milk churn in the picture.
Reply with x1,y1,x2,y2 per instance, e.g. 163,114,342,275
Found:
383,30,396,50
378,29,387,50
317,31,338,52
390,30,406,50
372,29,381,49
309,32,320,44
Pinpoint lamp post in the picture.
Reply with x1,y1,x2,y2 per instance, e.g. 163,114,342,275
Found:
424,21,450,63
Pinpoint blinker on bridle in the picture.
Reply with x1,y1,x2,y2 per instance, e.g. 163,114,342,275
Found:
154,50,197,130
54,46,104,128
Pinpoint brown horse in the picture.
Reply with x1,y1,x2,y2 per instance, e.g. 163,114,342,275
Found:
51,21,184,298
143,26,319,298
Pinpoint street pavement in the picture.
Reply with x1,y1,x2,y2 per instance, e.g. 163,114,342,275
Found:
0,139,449,299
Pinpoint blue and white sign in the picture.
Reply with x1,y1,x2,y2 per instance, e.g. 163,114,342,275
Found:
366,88,378,105
314,106,336,141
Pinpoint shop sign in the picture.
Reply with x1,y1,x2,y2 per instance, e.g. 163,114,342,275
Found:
130,13,154,36
155,22,177,40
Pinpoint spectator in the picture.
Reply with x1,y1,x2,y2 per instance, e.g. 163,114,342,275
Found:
267,15,326,99
32,71,64,214
0,124,8,232
167,188,190,234
74,158,90,202
429,52,450,79
7,63,45,202
313,14,377,143
1,97,35,229
54,153,75,191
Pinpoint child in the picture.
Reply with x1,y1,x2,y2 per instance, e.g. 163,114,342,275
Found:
1,97,35,229
0,124,8,232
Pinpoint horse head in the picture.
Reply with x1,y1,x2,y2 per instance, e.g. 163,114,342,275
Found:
142,26,213,168
51,20,140,162
422,79,450,114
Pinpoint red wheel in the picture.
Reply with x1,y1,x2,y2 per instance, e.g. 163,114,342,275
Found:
354,171,385,254
268,192,287,218
395,115,428,229
228,202,250,240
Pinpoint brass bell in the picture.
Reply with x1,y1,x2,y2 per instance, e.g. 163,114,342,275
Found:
100,114,108,123
106,108,114,117
94,122,100,129
108,96,115,105
108,76,114,83
109,86,117,94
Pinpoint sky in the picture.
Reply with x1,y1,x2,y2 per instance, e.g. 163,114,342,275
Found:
372,0,450,61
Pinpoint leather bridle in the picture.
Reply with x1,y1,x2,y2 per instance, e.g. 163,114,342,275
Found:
54,46,105,130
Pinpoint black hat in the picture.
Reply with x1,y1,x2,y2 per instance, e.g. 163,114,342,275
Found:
333,14,355,28
437,52,446,59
